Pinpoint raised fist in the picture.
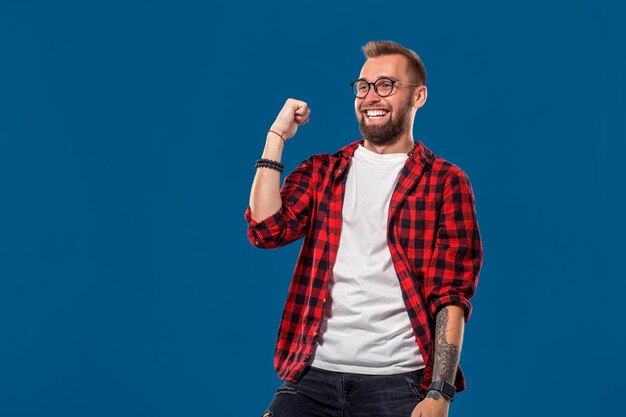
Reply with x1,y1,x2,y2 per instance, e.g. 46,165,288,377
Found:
270,98,311,140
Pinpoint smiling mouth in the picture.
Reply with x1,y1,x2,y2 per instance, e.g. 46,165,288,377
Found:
365,109,389,118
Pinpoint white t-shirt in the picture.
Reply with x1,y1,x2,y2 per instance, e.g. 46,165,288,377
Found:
311,144,424,374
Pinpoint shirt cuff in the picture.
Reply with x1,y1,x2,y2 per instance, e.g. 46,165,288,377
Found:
244,206,285,247
430,294,473,322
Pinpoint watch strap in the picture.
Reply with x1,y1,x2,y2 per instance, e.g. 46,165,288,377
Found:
428,380,456,401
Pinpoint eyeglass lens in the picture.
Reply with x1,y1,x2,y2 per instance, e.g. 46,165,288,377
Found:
352,78,394,98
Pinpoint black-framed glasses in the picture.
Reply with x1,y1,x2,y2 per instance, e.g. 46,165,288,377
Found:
350,77,419,98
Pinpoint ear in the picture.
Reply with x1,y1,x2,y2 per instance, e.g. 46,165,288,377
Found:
412,85,428,109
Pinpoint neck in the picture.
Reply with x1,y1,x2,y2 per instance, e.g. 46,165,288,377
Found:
363,133,415,154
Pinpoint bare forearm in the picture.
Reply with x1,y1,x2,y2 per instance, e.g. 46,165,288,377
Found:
249,133,285,222
410,306,464,416
249,98,310,222
427,305,465,400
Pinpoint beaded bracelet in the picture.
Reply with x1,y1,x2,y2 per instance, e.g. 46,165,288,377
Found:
257,158,283,169
256,158,284,173
256,161,283,173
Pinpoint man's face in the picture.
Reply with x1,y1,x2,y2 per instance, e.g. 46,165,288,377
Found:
355,54,417,146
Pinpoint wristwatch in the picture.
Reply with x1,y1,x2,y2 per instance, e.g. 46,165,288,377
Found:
428,381,456,401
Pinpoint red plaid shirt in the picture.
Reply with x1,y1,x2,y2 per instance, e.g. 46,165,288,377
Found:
245,139,482,392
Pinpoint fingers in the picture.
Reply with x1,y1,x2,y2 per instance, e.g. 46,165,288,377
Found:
287,98,308,112
272,98,311,139
292,100,310,123
294,103,309,116
295,107,311,125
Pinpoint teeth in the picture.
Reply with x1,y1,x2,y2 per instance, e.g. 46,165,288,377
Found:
366,110,388,118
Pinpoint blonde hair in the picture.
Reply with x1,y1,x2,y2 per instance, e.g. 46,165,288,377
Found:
362,40,427,86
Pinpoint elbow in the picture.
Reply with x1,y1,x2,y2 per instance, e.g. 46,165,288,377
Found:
249,209,276,224
244,207,287,249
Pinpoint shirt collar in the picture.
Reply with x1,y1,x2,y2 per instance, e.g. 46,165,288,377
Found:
335,139,433,167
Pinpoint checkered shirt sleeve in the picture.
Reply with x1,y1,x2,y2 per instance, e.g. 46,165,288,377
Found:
244,157,315,248
425,167,482,322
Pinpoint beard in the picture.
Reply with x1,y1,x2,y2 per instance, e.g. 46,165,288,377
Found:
358,98,413,146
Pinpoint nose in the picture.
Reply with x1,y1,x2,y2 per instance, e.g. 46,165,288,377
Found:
367,84,380,98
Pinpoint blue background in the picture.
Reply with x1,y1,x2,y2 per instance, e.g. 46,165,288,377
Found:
1,0,624,416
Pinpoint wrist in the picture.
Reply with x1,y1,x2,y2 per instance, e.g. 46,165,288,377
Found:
426,390,451,403
427,381,456,402
263,132,285,160
267,129,285,143
268,126,287,142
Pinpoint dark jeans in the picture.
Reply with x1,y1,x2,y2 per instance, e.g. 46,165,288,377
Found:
263,366,425,417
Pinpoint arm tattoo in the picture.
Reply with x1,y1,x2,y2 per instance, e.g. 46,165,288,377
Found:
432,307,461,385
426,390,442,400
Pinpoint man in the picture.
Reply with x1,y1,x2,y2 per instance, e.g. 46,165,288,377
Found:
245,40,482,417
